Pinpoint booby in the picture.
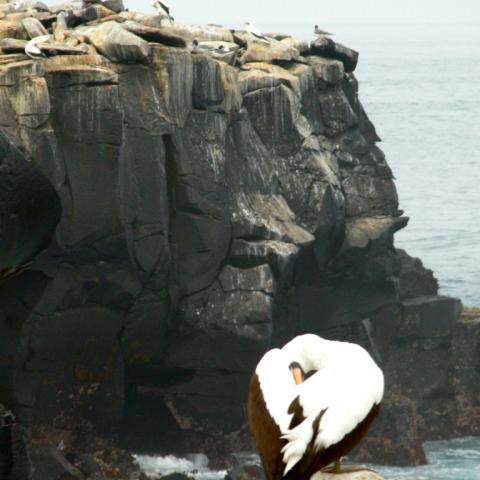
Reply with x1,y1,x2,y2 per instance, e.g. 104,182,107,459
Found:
245,21,269,42
314,25,332,36
25,34,51,59
151,0,172,23
248,334,384,479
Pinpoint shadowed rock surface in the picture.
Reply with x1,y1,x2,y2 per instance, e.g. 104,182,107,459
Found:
0,0,477,476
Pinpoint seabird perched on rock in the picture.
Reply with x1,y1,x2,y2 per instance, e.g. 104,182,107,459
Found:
248,334,384,479
245,21,269,42
25,34,51,59
191,39,239,65
151,0,172,23
314,25,332,36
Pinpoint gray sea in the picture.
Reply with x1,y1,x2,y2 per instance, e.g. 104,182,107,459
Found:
136,22,480,480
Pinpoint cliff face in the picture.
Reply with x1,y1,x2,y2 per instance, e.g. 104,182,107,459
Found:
0,4,477,470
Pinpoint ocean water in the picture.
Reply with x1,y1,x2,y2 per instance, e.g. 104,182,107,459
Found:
135,437,480,480
373,437,480,480
260,22,480,307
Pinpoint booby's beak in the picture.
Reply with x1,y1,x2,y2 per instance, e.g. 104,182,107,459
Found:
289,362,305,385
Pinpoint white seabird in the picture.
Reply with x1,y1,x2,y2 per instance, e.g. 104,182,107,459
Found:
25,34,51,59
245,21,269,42
151,0,172,23
248,334,384,479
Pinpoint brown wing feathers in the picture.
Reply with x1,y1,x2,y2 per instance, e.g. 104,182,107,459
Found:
248,373,286,480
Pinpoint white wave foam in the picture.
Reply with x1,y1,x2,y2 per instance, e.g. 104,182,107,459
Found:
134,453,226,479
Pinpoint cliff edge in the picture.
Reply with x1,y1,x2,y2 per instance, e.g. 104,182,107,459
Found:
0,0,477,476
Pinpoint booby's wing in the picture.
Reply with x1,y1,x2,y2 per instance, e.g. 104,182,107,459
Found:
158,0,169,14
151,0,171,19
248,349,298,480
281,350,384,476
247,24,269,41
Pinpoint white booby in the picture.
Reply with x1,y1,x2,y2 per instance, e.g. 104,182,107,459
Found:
245,21,269,42
151,0,172,23
314,25,332,36
25,34,51,59
248,334,384,480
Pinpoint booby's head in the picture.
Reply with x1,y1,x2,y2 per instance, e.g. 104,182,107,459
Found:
245,21,253,27
282,333,330,375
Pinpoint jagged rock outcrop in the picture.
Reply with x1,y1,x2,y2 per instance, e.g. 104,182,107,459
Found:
0,0,476,472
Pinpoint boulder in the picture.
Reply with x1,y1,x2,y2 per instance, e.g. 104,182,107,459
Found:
21,17,48,38
121,21,186,47
102,0,124,13
306,55,344,86
245,39,299,63
311,36,359,73
311,470,384,480
84,21,151,64
0,37,27,52
30,446,82,480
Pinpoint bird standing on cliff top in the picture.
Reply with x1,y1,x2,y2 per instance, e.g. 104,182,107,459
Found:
151,0,172,24
314,25,332,36
245,21,269,42
248,334,384,479
25,34,51,59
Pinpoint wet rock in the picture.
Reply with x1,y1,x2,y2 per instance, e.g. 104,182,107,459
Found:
351,393,427,467
160,474,194,480
74,453,101,476
396,248,439,299
84,21,151,64
30,446,82,480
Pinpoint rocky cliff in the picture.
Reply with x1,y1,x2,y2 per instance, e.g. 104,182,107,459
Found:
0,0,478,476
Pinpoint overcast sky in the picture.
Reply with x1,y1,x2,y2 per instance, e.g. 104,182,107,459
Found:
126,0,480,26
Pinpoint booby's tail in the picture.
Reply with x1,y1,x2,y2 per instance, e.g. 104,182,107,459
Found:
281,419,313,475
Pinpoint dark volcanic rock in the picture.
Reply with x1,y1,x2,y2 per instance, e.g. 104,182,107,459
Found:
0,11,469,471
310,36,359,73
0,130,61,276
30,446,82,480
